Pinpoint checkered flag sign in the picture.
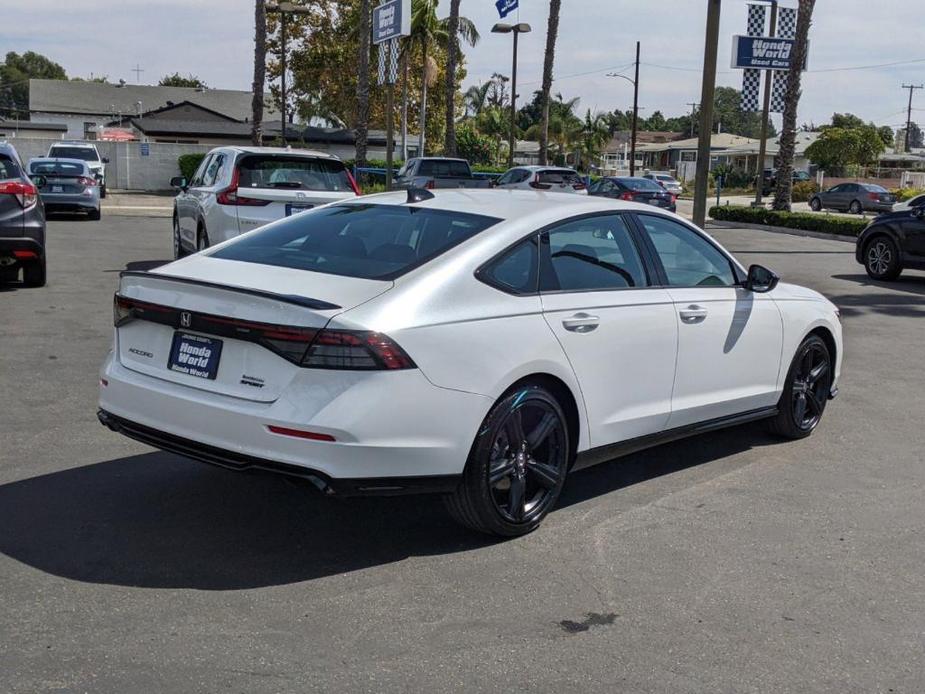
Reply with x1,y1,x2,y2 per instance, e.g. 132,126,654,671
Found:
741,3,767,112
377,38,400,87
377,41,387,86
771,7,798,113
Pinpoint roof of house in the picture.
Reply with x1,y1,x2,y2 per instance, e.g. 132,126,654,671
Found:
128,118,394,146
713,131,821,157
604,131,685,152
29,79,278,121
0,119,68,132
636,133,758,152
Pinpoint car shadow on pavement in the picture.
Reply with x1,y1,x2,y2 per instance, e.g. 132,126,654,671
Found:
832,273,925,295
828,274,925,318
0,424,776,591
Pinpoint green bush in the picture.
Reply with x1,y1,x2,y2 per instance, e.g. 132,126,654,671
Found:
177,153,206,181
709,205,867,237
791,180,820,202
890,187,925,202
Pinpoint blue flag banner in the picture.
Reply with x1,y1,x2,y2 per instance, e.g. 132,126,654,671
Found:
495,0,518,19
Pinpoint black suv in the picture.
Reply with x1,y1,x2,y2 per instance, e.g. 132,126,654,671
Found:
0,142,46,286
856,205,925,281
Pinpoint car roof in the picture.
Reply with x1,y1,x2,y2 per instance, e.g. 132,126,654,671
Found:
50,142,97,148
219,146,339,159
343,188,676,221
514,165,578,172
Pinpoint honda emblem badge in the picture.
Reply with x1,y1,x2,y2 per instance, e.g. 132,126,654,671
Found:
180,311,191,328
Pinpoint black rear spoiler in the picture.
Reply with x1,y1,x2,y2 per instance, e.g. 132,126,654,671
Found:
119,270,341,311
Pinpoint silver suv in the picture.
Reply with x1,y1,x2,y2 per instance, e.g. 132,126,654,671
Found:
46,142,109,198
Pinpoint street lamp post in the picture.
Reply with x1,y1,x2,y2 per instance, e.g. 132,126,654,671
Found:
606,42,641,176
267,2,313,144
492,22,531,169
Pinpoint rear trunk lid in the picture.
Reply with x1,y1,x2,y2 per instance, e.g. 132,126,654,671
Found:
115,256,391,402
41,174,89,195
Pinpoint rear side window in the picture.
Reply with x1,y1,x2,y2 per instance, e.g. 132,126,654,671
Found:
541,214,647,291
538,170,581,185
237,156,352,192
417,160,470,178
0,155,21,180
619,178,664,191
480,238,538,294
210,203,500,280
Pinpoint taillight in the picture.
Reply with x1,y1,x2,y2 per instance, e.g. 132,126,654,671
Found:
301,329,415,370
345,168,362,195
78,176,97,187
868,192,879,201
620,191,635,201
572,182,587,191
0,181,38,208
529,175,552,190
425,179,435,190
216,168,271,206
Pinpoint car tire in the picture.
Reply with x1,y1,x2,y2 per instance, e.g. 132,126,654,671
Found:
173,216,188,259
769,334,831,440
196,226,210,251
809,197,822,212
23,257,46,288
444,383,570,537
864,235,902,281
100,184,107,199
849,200,862,214
88,208,101,221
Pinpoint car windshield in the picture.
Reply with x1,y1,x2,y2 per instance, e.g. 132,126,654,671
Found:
417,160,471,178
48,147,98,162
237,156,353,192
862,184,888,193
656,175,676,182
537,170,582,185
0,154,21,180
618,177,664,192
210,203,501,280
31,161,86,176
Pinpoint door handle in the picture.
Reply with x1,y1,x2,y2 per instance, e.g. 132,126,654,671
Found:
562,313,600,333
679,305,708,323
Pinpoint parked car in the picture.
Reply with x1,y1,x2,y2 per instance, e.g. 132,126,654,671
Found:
809,183,895,214
99,189,842,537
589,176,676,212
759,168,812,195
0,142,46,287
642,171,683,195
855,206,925,280
28,158,101,220
169,147,360,258
46,141,108,198
394,157,492,190
493,166,587,194
891,192,925,213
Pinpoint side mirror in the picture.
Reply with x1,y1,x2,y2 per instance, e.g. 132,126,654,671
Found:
31,174,47,189
170,176,188,190
102,157,110,164
745,264,779,293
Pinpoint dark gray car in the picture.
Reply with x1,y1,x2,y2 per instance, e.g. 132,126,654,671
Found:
810,182,895,215
0,142,46,286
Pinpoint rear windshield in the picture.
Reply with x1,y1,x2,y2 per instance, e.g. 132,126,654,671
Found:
210,203,501,280
237,155,352,192
417,160,471,178
619,177,664,191
31,161,86,176
538,170,582,185
862,184,888,193
0,154,21,180
48,147,98,162
655,175,676,182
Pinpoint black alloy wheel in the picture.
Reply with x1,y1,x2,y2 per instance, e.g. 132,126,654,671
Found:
849,199,863,214
769,335,831,439
809,197,822,212
864,236,902,280
445,384,570,536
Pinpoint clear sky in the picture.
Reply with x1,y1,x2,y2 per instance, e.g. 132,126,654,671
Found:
3,0,923,131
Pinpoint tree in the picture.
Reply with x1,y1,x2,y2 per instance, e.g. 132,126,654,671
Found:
773,0,815,211
804,125,886,174
158,72,208,88
251,0,267,145
455,122,494,164
711,86,775,138
355,0,372,167
577,110,610,171
443,0,462,156
538,0,562,166
827,112,866,130
464,81,491,117
906,122,924,149
0,51,66,119
877,125,895,149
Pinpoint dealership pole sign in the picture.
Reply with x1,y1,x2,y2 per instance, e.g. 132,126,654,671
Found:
736,3,803,113
373,0,410,190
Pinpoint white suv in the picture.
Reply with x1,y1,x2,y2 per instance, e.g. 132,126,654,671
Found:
46,142,109,198
170,147,360,258
493,165,588,194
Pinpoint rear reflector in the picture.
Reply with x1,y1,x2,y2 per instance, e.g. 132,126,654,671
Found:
267,425,336,442
12,250,37,259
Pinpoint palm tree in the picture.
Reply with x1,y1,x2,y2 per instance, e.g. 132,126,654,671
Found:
250,0,267,145
443,0,462,156
773,0,815,211
524,94,581,165
464,82,491,118
578,110,610,171
355,0,372,167
409,0,479,155
538,0,562,166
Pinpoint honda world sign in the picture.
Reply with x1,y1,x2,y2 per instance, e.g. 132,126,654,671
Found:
373,0,410,45
731,35,807,71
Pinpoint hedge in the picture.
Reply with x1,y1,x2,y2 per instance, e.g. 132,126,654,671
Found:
709,205,868,237
177,153,206,180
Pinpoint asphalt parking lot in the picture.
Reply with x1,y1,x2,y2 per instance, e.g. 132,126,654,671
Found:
2,213,924,693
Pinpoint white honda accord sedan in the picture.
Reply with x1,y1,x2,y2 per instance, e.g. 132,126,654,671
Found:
98,189,842,536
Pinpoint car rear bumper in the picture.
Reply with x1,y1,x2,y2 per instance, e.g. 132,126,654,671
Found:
98,352,491,488
42,194,99,213
0,236,44,265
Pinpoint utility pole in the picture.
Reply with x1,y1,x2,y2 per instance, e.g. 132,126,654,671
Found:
686,102,699,137
131,64,144,84
753,0,778,207
267,3,313,144
693,0,721,228
902,83,923,152
630,41,640,176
